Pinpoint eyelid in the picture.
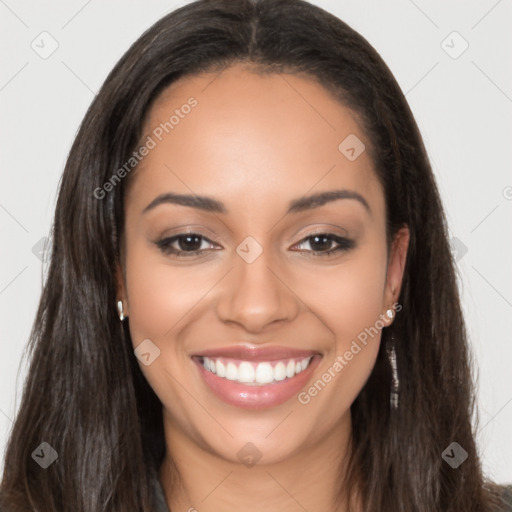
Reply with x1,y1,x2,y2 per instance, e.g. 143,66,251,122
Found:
291,223,350,240
158,225,220,240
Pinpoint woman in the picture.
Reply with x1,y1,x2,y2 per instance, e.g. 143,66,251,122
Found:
1,0,510,510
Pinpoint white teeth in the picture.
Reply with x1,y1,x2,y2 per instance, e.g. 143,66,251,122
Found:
274,362,286,381
255,362,274,384
286,360,295,378
201,356,314,385
216,359,226,377
238,361,255,383
204,357,215,373
225,362,238,380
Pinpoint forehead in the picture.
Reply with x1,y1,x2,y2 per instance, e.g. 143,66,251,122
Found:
125,64,383,218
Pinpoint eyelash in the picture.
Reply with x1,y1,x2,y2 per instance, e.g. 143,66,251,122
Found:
155,231,355,258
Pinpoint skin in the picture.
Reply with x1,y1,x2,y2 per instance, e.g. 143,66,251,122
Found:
116,63,409,512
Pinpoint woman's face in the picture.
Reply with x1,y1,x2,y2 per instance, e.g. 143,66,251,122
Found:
118,64,409,465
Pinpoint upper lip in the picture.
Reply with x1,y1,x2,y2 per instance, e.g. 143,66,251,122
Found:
191,344,320,362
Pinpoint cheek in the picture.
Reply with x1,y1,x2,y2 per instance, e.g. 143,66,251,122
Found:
332,262,387,341
295,255,387,418
123,246,208,418
296,246,388,345
124,244,210,344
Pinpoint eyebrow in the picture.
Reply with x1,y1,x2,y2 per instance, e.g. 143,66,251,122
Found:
142,189,371,216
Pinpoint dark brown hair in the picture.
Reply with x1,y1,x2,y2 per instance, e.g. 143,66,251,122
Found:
0,0,508,510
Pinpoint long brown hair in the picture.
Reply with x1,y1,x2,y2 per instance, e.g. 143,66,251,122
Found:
0,0,507,510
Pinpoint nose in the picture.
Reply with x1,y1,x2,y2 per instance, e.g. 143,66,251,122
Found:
215,245,300,334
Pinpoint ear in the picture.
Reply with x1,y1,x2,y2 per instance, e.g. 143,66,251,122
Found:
382,226,409,325
115,264,129,316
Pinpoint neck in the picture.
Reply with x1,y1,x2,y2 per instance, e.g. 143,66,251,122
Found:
158,411,360,512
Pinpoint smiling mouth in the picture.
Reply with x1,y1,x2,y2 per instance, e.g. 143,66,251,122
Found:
191,349,322,409
197,355,315,386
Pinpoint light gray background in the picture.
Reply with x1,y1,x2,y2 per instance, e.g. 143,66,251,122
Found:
1,0,511,484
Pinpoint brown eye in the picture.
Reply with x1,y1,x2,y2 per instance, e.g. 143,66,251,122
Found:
292,233,355,256
155,233,216,257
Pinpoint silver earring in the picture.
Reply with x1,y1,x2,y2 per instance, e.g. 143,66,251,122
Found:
117,300,126,321
386,337,399,409
386,308,394,320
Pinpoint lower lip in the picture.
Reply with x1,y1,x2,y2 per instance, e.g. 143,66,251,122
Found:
193,355,322,410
